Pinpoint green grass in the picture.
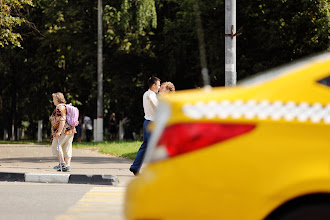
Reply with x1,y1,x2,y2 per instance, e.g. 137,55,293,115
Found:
73,141,140,160
0,140,140,160
0,139,51,145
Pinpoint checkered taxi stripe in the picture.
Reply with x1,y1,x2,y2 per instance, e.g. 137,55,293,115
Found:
56,187,126,220
182,100,330,123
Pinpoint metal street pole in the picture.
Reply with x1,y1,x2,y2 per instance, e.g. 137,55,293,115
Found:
225,0,236,86
96,0,103,142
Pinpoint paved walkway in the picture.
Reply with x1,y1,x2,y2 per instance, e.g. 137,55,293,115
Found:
0,144,135,186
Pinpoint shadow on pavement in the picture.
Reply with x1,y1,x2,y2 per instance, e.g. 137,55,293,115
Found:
0,156,130,164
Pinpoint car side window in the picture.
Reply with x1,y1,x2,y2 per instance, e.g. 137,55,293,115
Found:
317,76,330,87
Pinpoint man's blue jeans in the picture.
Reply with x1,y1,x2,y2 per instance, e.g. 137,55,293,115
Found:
130,120,151,172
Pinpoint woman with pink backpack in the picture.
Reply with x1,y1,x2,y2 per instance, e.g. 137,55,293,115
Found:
49,92,77,172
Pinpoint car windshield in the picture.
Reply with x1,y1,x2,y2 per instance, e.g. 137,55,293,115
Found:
238,52,330,86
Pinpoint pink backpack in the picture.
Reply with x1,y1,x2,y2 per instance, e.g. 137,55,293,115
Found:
57,103,79,127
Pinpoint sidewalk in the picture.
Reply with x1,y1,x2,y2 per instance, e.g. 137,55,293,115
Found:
0,144,135,186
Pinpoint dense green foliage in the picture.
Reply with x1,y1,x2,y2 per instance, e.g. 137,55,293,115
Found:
0,0,329,140
0,0,34,47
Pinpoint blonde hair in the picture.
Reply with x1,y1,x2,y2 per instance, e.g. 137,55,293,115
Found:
52,92,66,104
161,82,175,93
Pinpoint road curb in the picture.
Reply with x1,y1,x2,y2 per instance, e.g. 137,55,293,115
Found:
69,174,118,185
0,172,118,185
25,173,70,183
0,172,25,182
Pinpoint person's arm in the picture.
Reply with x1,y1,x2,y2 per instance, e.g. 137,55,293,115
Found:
55,120,65,138
148,94,158,109
55,105,66,138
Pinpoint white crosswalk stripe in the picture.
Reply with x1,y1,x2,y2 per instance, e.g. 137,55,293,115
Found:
56,187,126,220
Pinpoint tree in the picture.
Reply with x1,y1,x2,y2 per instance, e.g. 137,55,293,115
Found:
0,0,34,47
237,0,330,78
151,0,226,88
0,0,329,140
101,0,158,134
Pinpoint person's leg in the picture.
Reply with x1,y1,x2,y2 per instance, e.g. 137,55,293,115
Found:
130,120,151,174
76,126,82,142
61,134,74,165
61,134,74,171
65,157,72,166
52,135,66,168
86,130,91,142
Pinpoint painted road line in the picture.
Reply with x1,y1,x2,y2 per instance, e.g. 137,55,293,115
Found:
56,187,126,220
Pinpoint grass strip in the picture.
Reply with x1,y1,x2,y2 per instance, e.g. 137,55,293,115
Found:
73,141,140,160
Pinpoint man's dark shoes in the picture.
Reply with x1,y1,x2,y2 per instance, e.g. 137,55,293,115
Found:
129,167,139,176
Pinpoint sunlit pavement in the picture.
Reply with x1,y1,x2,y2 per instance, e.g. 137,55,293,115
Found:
56,187,126,220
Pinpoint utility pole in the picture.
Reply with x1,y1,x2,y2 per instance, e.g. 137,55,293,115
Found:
225,0,236,86
96,0,103,142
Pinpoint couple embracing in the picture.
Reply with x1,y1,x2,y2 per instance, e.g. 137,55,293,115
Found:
129,77,175,175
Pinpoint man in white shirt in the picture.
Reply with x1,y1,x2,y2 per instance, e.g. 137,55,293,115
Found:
130,76,161,175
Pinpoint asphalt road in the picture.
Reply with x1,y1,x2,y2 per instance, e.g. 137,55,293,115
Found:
0,182,125,220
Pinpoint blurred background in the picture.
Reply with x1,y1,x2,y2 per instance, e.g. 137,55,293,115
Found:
0,0,329,141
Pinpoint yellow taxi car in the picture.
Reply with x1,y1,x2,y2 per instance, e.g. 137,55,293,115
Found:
125,51,330,220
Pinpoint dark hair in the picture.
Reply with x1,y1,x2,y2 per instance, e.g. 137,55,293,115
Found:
148,76,160,89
